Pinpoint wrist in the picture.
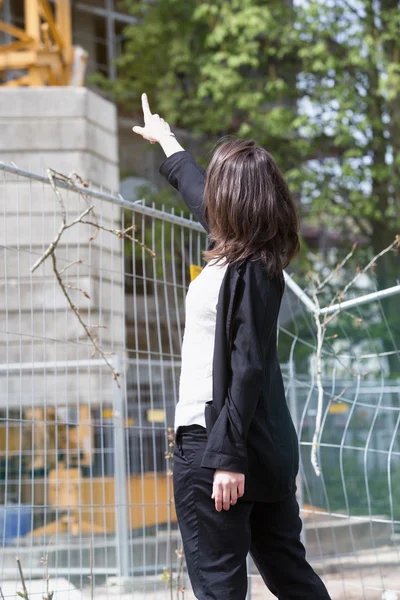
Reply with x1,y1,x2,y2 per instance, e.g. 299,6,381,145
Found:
158,131,176,143
158,133,185,158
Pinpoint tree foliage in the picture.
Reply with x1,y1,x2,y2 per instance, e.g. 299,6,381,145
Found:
99,0,400,370
110,1,399,251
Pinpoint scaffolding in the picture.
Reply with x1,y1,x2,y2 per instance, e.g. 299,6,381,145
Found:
0,0,86,86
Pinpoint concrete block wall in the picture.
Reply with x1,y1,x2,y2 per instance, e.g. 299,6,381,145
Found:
0,88,124,409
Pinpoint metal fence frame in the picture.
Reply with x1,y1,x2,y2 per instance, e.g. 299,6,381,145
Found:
1,159,400,599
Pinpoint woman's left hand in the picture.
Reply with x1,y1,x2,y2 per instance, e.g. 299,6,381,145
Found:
212,470,245,512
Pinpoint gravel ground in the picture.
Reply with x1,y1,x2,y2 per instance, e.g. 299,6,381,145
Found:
89,562,400,600
2,549,399,600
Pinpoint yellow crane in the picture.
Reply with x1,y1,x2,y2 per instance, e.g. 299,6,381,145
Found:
0,0,86,86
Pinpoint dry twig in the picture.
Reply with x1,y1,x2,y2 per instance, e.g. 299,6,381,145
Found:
309,236,399,475
40,551,54,600
30,169,155,386
16,557,29,600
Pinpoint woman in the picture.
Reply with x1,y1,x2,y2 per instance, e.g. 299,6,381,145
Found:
133,93,331,600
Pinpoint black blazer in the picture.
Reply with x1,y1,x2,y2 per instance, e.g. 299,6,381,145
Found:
160,151,299,502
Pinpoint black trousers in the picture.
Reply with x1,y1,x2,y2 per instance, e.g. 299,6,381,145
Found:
173,425,331,600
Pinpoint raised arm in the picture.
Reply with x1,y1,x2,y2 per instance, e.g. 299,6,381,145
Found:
132,93,209,232
159,152,208,232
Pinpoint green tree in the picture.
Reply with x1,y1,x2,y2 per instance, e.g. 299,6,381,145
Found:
103,0,301,168
102,0,400,370
293,0,400,373
111,0,400,240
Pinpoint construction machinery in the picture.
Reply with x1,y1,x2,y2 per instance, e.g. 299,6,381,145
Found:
0,0,87,86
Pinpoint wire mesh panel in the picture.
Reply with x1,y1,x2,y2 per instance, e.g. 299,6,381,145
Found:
277,275,400,599
0,161,205,600
0,160,399,600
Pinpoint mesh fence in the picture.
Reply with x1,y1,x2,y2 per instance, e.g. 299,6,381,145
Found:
0,160,399,600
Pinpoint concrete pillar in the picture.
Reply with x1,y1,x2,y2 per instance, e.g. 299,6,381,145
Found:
0,87,123,446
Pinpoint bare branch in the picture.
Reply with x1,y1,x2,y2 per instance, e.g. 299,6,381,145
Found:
30,206,94,274
310,284,324,477
16,557,30,600
65,284,91,299
50,169,99,240
80,220,156,258
59,259,83,275
339,236,399,300
65,205,94,228
47,169,67,224
51,253,120,385
30,220,66,273
31,167,158,388
331,386,349,404
40,550,54,600
309,234,399,475
317,243,357,291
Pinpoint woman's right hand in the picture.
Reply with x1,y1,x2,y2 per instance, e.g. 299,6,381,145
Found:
133,93,174,144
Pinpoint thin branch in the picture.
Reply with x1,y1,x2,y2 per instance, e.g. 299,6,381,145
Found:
29,166,157,387
30,220,65,273
58,259,83,275
51,252,120,385
49,169,99,240
337,0,366,21
30,205,94,274
309,235,399,475
317,243,357,291
339,236,399,301
310,284,324,477
16,557,29,600
80,220,156,258
65,284,91,299
331,386,349,404
322,237,398,320
47,169,67,224
65,206,94,229
40,550,54,600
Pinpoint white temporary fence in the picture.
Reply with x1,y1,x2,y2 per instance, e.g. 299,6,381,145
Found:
1,160,400,600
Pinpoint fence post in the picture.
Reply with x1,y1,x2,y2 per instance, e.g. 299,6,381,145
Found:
246,554,252,600
112,354,130,578
288,359,307,547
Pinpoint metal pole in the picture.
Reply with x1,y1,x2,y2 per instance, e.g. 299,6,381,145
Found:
0,161,204,232
106,0,117,80
283,272,316,313
318,284,400,315
112,354,130,578
246,554,252,600
288,359,307,548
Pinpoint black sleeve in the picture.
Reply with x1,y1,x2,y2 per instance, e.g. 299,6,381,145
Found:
159,151,209,233
200,266,269,474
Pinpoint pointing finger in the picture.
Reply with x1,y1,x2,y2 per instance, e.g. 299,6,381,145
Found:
142,93,152,122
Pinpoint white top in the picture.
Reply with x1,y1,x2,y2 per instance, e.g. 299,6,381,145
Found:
174,260,228,431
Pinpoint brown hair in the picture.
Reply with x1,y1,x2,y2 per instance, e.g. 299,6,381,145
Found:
203,137,300,276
